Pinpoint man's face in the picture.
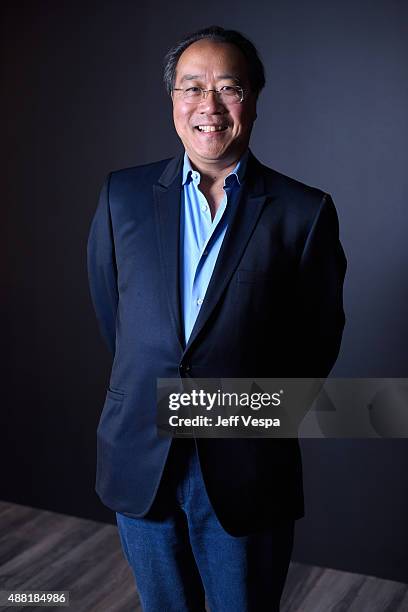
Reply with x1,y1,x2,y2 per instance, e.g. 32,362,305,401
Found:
172,40,257,168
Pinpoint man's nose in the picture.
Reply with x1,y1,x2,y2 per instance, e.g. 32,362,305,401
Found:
198,90,225,113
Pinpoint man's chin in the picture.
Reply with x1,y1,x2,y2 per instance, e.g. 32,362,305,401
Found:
187,144,239,164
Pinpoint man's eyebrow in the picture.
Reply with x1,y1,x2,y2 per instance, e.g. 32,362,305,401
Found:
180,74,203,82
179,73,241,83
217,74,241,82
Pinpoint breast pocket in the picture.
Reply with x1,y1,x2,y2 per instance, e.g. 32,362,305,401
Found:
236,269,271,284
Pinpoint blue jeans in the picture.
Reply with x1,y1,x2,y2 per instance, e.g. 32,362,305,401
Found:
116,438,294,612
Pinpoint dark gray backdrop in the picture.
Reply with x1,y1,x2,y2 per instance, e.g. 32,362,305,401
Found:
2,0,407,583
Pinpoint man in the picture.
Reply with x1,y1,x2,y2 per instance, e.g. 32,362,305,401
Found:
87,26,346,612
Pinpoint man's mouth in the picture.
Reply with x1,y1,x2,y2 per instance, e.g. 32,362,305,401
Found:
195,125,228,132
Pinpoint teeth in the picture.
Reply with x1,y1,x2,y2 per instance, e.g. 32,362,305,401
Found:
197,125,226,132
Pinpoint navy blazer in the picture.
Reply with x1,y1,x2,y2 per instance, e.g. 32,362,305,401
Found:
87,150,346,536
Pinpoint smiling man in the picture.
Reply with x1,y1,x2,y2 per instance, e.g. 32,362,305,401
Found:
172,38,257,181
87,26,346,612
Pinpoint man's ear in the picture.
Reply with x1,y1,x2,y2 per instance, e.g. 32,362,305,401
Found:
252,98,258,121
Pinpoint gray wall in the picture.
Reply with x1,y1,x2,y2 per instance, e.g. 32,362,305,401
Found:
2,0,407,582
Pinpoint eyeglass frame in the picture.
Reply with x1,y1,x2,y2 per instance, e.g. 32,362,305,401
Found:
172,85,246,104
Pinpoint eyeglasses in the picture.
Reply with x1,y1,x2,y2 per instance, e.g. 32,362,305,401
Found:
173,85,245,104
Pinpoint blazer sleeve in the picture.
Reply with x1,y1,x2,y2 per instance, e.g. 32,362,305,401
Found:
86,174,119,356
296,193,347,377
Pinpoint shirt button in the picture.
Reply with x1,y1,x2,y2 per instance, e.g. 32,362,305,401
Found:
203,250,208,257
196,298,203,305
201,204,208,212
192,172,199,181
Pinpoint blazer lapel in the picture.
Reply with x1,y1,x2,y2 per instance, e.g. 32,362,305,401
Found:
184,152,269,353
153,153,185,350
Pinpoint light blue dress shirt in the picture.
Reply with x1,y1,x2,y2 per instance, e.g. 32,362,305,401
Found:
180,150,249,344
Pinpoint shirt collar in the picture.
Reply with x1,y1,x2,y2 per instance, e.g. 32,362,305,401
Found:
182,149,250,188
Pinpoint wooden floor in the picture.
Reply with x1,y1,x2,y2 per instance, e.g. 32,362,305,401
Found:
0,501,406,611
